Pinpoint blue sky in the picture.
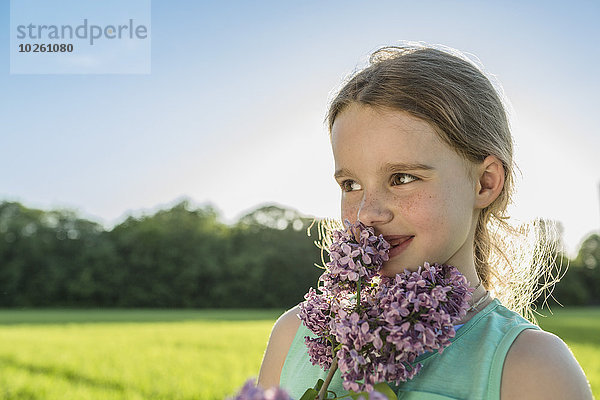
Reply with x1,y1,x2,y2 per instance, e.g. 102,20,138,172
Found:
1,0,599,257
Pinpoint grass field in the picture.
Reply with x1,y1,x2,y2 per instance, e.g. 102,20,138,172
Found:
0,306,598,400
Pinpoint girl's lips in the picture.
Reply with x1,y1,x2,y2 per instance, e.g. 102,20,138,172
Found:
387,236,414,258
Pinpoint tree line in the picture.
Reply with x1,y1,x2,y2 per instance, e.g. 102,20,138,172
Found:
0,199,598,309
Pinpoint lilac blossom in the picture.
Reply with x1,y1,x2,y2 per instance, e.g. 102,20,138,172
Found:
298,220,391,380
332,262,474,392
299,287,331,337
305,336,334,369
322,220,390,293
228,379,292,400
358,392,390,400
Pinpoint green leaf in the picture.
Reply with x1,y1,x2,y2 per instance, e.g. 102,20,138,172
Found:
314,378,325,392
373,383,398,400
346,390,368,399
299,388,318,400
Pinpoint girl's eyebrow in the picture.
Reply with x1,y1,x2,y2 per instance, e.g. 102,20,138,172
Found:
334,162,435,179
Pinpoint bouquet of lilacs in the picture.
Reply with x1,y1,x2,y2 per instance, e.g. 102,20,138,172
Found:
230,220,474,400
299,220,474,399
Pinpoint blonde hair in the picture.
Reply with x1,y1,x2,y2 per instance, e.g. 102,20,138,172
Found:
312,42,564,325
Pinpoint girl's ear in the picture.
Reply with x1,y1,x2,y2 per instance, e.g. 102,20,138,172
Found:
474,155,505,209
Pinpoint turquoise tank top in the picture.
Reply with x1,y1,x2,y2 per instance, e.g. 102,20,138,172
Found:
279,298,540,400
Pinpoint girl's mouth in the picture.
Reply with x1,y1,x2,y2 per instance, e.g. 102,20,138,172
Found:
386,236,414,258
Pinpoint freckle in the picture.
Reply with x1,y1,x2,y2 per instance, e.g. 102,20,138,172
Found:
399,193,423,211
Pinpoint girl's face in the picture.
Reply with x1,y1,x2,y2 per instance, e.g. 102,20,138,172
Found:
331,103,480,276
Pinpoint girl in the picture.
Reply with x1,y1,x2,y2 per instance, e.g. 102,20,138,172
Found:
257,43,593,399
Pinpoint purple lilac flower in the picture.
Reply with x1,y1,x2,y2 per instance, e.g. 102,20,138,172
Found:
298,287,335,369
298,287,331,336
334,262,475,392
357,391,390,400
322,220,390,293
305,336,334,369
228,379,292,400
299,219,391,374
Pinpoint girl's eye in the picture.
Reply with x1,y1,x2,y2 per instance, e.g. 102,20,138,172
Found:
340,180,362,192
391,173,418,185
340,174,418,192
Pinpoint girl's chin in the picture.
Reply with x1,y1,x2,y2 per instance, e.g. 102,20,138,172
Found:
380,263,420,277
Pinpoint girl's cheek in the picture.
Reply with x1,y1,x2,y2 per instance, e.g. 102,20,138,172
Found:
403,193,443,227
341,198,358,223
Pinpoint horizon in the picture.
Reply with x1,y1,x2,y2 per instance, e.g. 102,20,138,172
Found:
2,194,596,260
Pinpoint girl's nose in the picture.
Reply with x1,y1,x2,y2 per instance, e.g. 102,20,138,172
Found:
356,191,392,226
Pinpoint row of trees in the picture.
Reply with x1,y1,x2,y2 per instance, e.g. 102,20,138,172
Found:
0,200,324,308
0,199,598,308
547,233,600,306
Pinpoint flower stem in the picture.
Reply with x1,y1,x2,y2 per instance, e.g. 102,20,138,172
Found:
356,279,361,308
317,357,338,400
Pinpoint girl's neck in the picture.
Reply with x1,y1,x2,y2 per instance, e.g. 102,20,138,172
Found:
456,285,494,325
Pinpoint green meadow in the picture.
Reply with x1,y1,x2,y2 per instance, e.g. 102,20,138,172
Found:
0,307,598,400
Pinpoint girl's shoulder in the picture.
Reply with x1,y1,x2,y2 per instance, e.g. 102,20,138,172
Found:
271,304,302,344
501,329,593,399
257,304,301,389
270,305,302,345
